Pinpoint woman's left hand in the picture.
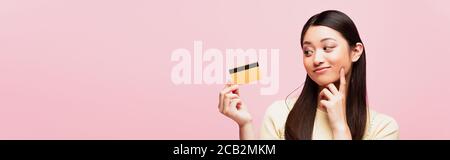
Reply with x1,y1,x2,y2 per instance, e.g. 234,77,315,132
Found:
319,67,352,139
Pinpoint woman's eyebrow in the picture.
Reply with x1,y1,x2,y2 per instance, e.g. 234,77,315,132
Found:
320,38,337,42
303,38,336,45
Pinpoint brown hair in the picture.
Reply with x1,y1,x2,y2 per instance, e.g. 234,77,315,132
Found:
285,10,367,140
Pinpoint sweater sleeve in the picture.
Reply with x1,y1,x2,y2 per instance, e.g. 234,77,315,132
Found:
367,112,399,140
259,101,289,140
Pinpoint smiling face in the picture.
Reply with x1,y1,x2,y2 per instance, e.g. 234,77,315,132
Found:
302,25,363,87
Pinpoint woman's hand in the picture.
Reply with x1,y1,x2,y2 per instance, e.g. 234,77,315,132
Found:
319,68,352,139
218,83,255,139
218,83,252,127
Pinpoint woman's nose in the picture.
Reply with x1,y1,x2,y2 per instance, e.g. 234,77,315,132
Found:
313,51,325,65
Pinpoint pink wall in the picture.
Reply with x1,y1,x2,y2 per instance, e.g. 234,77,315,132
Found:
0,0,449,139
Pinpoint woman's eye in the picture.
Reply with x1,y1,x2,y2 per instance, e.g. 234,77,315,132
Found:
323,46,334,52
303,50,313,56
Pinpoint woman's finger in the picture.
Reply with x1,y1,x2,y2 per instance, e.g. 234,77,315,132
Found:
232,85,240,96
222,93,239,113
219,84,234,109
319,88,333,100
230,98,242,110
225,98,240,115
322,88,334,100
327,83,339,95
226,93,240,100
225,81,233,87
220,85,239,99
319,100,331,108
339,67,347,93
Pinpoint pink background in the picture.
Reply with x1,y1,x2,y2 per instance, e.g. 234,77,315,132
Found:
1,0,449,139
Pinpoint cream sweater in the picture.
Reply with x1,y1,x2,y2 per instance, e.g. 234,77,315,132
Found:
260,100,399,140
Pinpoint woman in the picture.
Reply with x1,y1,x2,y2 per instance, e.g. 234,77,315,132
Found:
218,10,399,140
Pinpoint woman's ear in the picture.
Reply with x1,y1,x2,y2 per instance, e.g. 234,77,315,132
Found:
351,43,364,62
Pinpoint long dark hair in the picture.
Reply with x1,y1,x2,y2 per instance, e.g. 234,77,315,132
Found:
285,10,367,140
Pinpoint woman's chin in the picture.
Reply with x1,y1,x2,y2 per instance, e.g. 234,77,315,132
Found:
312,77,338,87
316,82,331,87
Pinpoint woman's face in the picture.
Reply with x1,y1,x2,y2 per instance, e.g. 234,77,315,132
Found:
302,25,361,87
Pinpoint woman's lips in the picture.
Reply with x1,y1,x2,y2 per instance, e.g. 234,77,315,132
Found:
314,66,331,74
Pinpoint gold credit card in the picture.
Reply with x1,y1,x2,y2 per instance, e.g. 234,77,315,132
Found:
229,62,260,84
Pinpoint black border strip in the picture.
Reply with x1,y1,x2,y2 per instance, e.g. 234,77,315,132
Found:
229,62,259,74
